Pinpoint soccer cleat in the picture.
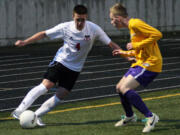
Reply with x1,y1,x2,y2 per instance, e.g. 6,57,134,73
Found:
37,117,46,127
115,114,137,127
11,110,22,120
142,113,159,133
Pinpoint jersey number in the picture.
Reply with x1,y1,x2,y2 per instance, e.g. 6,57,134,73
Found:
76,43,80,51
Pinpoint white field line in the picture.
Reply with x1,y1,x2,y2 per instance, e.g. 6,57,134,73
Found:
0,83,180,102
0,55,108,66
1,84,180,112
0,56,53,63
0,68,180,93
0,63,179,84
0,71,45,78
160,43,180,47
81,67,180,75
0,54,102,62
0,55,179,68
0,59,50,67
0,86,33,92
0,65,47,72
0,54,29,59
171,47,180,50
0,57,122,67
0,55,179,70
162,56,180,60
0,59,179,78
77,75,180,83
0,62,129,77
0,61,128,72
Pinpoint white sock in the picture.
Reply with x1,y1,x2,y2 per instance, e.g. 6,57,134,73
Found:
16,83,48,112
35,95,60,117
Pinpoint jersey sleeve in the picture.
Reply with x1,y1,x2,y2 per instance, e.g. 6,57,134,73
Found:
131,20,163,50
45,23,65,40
95,25,111,45
119,50,135,57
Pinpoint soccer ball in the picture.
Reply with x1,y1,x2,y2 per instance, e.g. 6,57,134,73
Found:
19,110,37,128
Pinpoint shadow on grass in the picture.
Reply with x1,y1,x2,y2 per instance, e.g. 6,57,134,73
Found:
159,119,180,129
47,119,118,126
47,118,180,133
145,119,180,133
47,119,144,127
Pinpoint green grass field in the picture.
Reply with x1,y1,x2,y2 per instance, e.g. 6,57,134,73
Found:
0,89,180,135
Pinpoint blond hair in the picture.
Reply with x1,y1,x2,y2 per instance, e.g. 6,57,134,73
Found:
110,3,128,17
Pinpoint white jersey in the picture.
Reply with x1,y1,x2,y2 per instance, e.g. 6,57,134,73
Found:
45,21,111,72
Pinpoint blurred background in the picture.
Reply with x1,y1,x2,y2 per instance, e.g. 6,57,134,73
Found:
0,0,180,46
0,0,180,112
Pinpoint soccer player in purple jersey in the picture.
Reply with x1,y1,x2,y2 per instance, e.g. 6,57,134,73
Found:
109,3,163,133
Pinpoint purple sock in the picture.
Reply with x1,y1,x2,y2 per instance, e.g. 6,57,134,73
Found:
119,93,133,117
124,90,153,117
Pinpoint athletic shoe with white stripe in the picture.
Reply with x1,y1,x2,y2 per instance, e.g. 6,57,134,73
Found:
115,114,137,127
11,110,22,120
142,113,159,133
37,117,46,127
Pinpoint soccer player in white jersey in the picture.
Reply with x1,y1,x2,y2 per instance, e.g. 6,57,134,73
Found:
11,5,121,126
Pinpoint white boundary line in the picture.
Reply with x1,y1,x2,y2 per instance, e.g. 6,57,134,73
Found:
0,55,179,71
0,65,180,84
0,85,180,111
1,83,180,101
171,47,180,50
2,58,178,77
0,54,30,59
0,57,123,67
0,56,53,63
0,59,50,67
0,55,108,65
0,67,179,93
0,75,180,101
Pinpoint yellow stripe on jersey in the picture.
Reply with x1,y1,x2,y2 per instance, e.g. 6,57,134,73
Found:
128,18,163,72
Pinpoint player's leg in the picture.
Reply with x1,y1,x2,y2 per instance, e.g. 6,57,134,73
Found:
12,79,54,119
120,75,153,117
35,87,69,126
35,87,69,117
116,72,134,117
11,61,59,119
117,66,159,132
115,75,139,127
34,62,80,126
116,76,133,117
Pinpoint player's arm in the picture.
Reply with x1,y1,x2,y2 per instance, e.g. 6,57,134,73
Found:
108,41,121,50
15,31,47,47
112,49,135,57
95,26,121,50
131,20,162,50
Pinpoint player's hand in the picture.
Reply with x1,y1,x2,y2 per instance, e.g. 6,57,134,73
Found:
15,40,26,47
112,49,122,56
126,42,133,50
126,57,136,63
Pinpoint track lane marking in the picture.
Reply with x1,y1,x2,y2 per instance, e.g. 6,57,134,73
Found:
1,92,180,120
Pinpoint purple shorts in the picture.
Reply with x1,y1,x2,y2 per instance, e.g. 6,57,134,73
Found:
124,66,158,87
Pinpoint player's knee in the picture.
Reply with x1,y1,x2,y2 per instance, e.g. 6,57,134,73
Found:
116,84,122,93
116,84,129,94
56,87,70,100
42,79,55,90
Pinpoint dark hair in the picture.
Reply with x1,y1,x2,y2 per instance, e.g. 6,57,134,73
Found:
73,5,88,14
